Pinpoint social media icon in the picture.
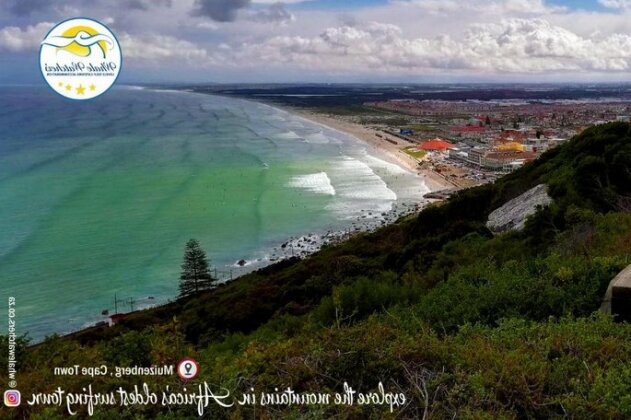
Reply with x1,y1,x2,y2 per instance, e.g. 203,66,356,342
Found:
177,358,199,380
4,390,20,407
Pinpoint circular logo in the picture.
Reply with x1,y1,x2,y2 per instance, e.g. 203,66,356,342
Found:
177,358,199,380
39,18,121,100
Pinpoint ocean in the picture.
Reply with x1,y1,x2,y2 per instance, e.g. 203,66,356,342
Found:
0,86,429,340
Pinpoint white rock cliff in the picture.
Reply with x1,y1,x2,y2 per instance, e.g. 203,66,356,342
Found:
486,184,552,233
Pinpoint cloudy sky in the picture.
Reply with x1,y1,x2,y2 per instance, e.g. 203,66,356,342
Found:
1,0,631,83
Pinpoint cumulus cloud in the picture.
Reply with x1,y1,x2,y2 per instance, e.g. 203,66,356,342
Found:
212,18,631,74
193,0,251,22
249,2,294,24
397,0,564,15
599,0,631,9
0,21,214,66
2,0,172,16
501,0,564,14
5,0,52,16
0,22,51,51
3,13,631,79
122,0,172,11
252,0,311,3
194,21,220,30
118,32,214,65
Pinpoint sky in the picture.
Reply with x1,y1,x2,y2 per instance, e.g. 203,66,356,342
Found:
1,0,631,83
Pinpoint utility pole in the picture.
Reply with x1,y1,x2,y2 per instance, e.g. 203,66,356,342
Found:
114,292,124,314
127,297,136,312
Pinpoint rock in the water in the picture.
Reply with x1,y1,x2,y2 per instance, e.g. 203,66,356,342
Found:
486,184,552,233
237,259,247,267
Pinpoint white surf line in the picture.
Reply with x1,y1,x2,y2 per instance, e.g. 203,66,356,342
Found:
287,172,336,196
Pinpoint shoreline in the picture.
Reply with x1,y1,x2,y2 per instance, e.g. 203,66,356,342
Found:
217,101,458,275
170,86,455,193
283,107,456,192
169,89,460,268
30,89,452,342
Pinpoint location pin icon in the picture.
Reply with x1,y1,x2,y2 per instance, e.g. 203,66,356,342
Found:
178,358,198,380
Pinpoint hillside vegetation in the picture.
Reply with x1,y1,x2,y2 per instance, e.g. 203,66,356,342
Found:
4,122,631,419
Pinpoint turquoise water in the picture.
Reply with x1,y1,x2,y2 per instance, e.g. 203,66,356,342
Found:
0,86,428,340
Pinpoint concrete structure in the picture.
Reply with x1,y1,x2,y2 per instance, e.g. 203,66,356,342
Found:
457,147,536,174
601,265,631,321
467,148,485,166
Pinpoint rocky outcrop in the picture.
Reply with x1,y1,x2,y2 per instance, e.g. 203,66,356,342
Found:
486,184,552,233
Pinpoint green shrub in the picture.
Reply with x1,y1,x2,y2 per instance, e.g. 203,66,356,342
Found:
312,273,420,327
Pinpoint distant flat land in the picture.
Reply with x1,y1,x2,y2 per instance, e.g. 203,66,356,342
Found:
178,83,631,111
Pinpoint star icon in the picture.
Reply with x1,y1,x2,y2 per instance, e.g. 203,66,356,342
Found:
76,84,86,95
65,84,72,91
89,84,96,91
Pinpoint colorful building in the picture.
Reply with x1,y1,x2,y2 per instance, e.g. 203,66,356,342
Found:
419,138,455,152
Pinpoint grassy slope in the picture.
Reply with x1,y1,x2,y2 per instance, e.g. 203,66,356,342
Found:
4,122,631,419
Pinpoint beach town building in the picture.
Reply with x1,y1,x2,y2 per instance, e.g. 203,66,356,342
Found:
450,125,487,137
449,146,537,174
494,141,525,152
497,129,527,142
418,138,455,154
482,151,537,172
361,97,617,178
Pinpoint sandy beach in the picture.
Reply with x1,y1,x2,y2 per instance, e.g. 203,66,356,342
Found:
291,108,456,192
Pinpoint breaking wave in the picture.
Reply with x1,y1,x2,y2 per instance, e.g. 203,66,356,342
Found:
287,172,336,196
